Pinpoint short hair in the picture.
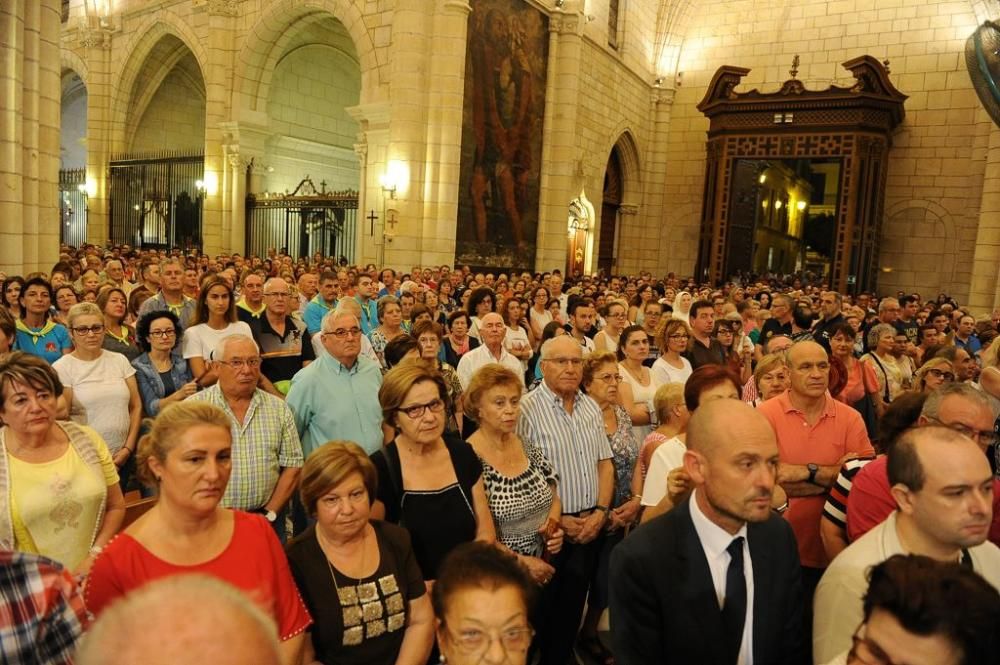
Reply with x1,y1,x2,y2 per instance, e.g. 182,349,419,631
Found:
656,318,691,353
376,295,400,322
568,297,595,318
432,541,537,627
921,381,996,420
21,276,54,306
463,364,523,421
298,441,378,516
135,401,232,488
466,287,496,316
615,325,647,362
684,364,741,412
447,309,471,328
917,324,937,343
95,286,128,316
194,277,236,326
135,309,183,353
379,363,449,429
66,301,102,329
653,382,686,424
861,555,1000,664
792,306,813,330
822,291,843,307
689,299,714,319
383,336,419,368
75,574,281,665
582,350,618,389
0,351,63,410
887,425,972,491
410,319,443,341
876,391,928,453
867,323,896,350
753,352,787,389
827,321,857,341
211,334,259,362
878,297,900,313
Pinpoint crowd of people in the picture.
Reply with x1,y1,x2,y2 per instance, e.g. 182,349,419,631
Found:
2,243,1000,665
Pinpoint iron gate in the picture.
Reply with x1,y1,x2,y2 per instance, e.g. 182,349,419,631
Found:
59,168,87,247
108,152,204,250
246,178,357,262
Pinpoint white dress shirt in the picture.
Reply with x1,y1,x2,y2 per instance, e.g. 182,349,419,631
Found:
689,490,755,665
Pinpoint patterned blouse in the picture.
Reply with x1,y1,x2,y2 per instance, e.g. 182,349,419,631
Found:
478,442,558,557
606,404,639,509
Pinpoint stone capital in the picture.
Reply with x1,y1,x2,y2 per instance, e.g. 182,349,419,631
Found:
440,0,472,16
193,0,241,17
79,28,111,49
619,205,639,216
354,142,369,160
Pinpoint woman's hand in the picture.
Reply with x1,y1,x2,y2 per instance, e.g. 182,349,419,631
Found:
112,447,132,469
177,381,199,399
611,497,641,528
666,467,692,505
519,554,555,585
539,518,564,556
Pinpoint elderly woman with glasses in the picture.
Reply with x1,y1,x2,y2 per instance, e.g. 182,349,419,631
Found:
433,542,538,665
131,310,196,417
53,303,142,475
0,352,125,576
370,363,495,584
286,441,435,665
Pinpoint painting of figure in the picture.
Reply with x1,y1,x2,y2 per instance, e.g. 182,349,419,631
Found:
456,0,548,270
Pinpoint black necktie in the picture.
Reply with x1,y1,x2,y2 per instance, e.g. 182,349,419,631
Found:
722,536,747,664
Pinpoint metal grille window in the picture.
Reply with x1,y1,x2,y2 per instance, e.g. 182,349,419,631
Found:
107,153,204,250
59,168,87,248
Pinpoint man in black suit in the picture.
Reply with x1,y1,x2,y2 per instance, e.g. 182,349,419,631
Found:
609,399,808,665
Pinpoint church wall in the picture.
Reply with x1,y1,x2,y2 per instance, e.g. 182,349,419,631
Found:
130,62,206,154
60,77,88,169
662,0,988,301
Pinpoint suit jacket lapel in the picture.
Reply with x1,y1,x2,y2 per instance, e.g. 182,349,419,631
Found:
675,500,729,663
748,521,774,663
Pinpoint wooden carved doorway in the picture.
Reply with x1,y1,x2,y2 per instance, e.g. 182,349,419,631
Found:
598,148,623,276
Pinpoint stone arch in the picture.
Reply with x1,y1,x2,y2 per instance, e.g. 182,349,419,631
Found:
881,200,957,295
607,129,643,206
60,50,88,88
234,0,382,118
108,12,208,154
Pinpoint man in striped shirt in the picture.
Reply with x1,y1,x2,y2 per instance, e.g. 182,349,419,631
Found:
517,335,613,665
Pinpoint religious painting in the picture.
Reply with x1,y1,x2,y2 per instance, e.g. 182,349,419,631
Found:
455,0,549,270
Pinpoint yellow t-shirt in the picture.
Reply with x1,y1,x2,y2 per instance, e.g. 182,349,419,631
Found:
8,428,119,570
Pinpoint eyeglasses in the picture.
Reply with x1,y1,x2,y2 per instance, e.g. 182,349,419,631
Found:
264,292,290,298
148,329,176,338
608,311,627,319
445,626,535,654
925,368,955,382
545,357,583,367
924,416,999,447
668,334,690,340
216,358,261,370
398,398,445,419
71,325,104,336
323,327,362,339
594,372,623,384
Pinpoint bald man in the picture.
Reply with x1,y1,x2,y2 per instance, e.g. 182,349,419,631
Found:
758,341,873,599
75,575,284,665
456,311,524,389
610,400,808,665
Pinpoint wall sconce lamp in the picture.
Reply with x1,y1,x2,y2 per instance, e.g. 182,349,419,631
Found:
379,174,397,200
554,0,565,7
84,0,112,28
796,200,807,211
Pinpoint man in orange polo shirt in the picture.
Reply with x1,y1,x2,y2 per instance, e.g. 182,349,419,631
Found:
758,341,873,600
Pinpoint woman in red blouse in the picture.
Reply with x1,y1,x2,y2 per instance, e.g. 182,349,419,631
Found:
85,401,311,665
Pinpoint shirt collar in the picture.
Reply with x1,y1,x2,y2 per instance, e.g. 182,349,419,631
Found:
776,390,836,418
689,489,748,560
537,379,580,410
324,352,360,375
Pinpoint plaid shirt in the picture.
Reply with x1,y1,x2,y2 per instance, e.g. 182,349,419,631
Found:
0,551,87,665
190,386,304,510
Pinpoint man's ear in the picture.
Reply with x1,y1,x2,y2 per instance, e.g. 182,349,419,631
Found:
683,449,706,486
890,483,915,514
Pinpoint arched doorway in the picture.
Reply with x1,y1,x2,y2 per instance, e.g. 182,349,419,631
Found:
60,69,88,247
598,148,623,276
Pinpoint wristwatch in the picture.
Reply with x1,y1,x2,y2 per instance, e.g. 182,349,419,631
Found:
260,509,277,523
806,463,820,485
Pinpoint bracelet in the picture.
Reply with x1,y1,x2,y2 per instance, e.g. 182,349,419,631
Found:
89,544,103,557
594,505,609,513
631,494,642,502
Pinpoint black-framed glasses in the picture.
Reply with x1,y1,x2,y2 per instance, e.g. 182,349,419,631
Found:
445,626,535,654
71,325,104,336
398,398,445,419
924,415,999,447
323,327,362,339
148,329,177,338
925,368,955,382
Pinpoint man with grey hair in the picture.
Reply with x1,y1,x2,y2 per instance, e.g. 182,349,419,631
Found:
456,311,523,389
76,575,283,665
102,258,133,295
517,334,613,664
254,277,314,397
814,425,1000,663
286,308,383,457
758,293,794,347
935,344,979,383
189,334,303,541
138,257,196,328
845,382,1000,544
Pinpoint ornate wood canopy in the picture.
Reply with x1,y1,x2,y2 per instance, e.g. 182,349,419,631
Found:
694,56,908,293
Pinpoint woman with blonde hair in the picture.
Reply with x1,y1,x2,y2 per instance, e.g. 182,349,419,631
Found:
913,357,955,393
638,382,688,479
651,319,693,385
86,401,310,665
0,351,124,574
286,441,434,665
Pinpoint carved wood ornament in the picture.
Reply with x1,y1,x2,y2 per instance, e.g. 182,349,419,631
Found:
694,56,907,293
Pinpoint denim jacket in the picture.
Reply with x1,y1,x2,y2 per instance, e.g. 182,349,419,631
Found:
131,351,193,416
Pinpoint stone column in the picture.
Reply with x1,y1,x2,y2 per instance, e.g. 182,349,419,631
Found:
227,150,248,255
415,0,472,268
347,102,391,267
77,23,114,247
0,0,61,274
534,7,585,272
967,123,1000,312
